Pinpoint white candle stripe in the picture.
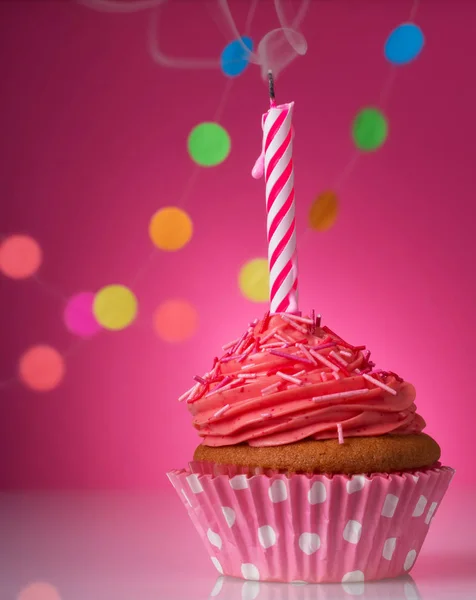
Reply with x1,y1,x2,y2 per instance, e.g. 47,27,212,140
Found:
264,114,293,203
265,139,293,200
271,264,295,313
269,233,296,282
269,232,296,284
266,131,292,173
268,188,295,236
268,206,295,260
269,210,295,253
264,109,293,160
266,173,294,229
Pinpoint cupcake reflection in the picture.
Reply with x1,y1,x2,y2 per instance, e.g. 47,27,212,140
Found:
208,575,421,600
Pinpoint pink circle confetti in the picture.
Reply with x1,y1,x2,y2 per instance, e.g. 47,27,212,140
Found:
0,234,42,279
64,292,101,338
18,345,65,392
18,582,61,600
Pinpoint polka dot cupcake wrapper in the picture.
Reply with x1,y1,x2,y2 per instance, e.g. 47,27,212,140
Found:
167,463,454,584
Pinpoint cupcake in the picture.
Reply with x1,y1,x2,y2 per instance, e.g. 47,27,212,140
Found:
167,311,454,584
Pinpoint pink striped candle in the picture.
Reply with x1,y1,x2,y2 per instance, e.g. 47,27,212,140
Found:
252,73,298,313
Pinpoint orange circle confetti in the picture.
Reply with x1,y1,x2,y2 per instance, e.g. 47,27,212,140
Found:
0,234,42,279
18,583,61,600
153,299,199,342
18,345,65,392
149,207,193,251
309,191,339,232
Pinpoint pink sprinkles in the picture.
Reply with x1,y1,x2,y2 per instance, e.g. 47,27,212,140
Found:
178,313,404,429
362,373,397,395
213,404,230,418
276,371,304,386
337,422,344,444
312,389,369,402
261,382,281,395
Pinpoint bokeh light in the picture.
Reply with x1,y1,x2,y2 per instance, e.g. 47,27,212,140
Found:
19,346,65,392
352,108,388,151
385,23,424,65
220,36,253,77
188,122,231,167
149,207,193,251
93,284,138,331
153,299,199,342
0,234,42,279
18,583,61,600
64,292,102,338
309,191,339,231
239,258,269,303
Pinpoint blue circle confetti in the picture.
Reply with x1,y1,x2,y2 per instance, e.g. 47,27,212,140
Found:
384,23,424,65
220,37,253,77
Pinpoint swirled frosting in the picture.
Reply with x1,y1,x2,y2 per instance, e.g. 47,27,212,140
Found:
180,313,425,447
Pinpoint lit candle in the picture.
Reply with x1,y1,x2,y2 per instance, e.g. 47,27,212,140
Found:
252,71,298,314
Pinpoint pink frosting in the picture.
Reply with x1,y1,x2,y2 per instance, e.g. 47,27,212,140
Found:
182,313,425,447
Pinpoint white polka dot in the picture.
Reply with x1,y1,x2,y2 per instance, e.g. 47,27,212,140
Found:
241,563,260,581
381,493,399,517
230,475,249,490
412,495,428,517
181,488,192,507
404,549,417,571
404,581,421,600
242,581,260,600
207,528,222,550
186,473,203,494
258,525,277,548
268,479,288,503
382,537,397,560
341,570,365,596
412,475,419,483
221,506,236,527
299,532,321,555
425,501,438,525
346,475,366,494
210,576,224,597
211,556,223,574
342,570,365,582
308,481,327,504
343,519,362,544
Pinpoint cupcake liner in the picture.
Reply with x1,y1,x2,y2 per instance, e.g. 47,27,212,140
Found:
209,574,422,600
167,462,454,583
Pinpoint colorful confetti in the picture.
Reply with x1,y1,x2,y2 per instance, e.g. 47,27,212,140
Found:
153,299,199,342
239,258,269,303
93,284,138,331
149,207,193,251
19,346,65,392
188,122,231,167
0,234,42,279
352,108,388,152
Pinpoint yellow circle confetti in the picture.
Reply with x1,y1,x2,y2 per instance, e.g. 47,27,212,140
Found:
93,284,138,331
153,299,199,342
309,191,339,231
239,258,269,303
149,207,193,251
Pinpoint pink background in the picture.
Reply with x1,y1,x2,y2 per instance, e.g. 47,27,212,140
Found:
1,0,475,490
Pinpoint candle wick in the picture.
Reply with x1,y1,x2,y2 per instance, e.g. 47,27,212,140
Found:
268,70,276,107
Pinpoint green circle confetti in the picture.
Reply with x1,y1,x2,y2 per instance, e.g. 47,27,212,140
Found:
187,122,231,167
352,108,388,151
